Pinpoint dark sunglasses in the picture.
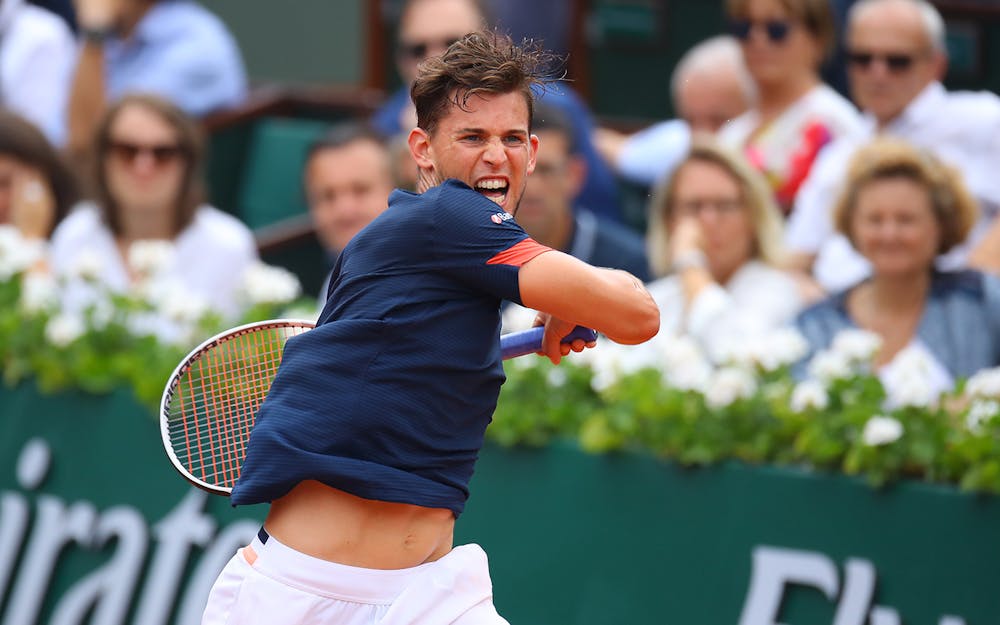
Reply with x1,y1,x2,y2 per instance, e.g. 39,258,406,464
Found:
727,18,792,43
400,37,460,60
846,50,918,73
108,140,184,165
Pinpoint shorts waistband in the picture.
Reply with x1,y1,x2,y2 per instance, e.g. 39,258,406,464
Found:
247,527,438,605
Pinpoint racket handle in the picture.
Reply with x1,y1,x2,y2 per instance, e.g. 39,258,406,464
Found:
500,325,598,360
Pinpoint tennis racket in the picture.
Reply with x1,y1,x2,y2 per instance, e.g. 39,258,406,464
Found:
160,319,596,494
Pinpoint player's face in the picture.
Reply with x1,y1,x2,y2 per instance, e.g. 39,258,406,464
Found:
421,91,538,214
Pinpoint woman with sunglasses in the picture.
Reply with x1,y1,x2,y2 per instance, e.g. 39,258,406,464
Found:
720,0,862,214
49,93,258,328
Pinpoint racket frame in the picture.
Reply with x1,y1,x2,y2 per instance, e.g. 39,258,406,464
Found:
159,318,315,495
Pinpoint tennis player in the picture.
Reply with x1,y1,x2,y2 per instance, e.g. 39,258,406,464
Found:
202,31,659,625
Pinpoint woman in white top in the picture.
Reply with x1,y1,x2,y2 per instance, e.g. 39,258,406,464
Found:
642,140,803,363
719,0,861,213
50,94,257,326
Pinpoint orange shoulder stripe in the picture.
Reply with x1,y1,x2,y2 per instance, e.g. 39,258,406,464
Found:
486,237,552,267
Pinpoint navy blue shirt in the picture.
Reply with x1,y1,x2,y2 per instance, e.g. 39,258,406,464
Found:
231,180,551,515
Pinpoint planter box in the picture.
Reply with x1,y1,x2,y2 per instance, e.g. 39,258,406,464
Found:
1,385,997,624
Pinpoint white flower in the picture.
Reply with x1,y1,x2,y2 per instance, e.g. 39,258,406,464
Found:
659,334,712,392
44,312,85,347
966,400,1000,434
965,367,1000,399
831,328,882,364
69,248,106,281
807,349,853,383
704,366,757,409
861,415,903,446
126,239,174,278
19,272,58,313
881,345,939,409
0,225,44,279
759,328,810,371
790,379,829,413
160,291,208,325
546,367,568,388
240,262,302,306
588,343,629,393
724,328,811,372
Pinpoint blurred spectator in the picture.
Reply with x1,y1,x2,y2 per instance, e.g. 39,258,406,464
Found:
66,0,247,158
968,218,1000,276
0,110,77,246
30,0,76,30
50,94,257,320
594,35,755,188
519,104,650,279
0,0,76,145
796,138,999,392
639,140,802,362
373,0,625,222
719,0,861,212
304,122,394,301
786,0,1000,292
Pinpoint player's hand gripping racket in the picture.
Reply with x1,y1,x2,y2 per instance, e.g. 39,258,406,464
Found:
160,320,596,494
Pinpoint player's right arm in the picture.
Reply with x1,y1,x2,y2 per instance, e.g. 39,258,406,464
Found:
518,249,659,351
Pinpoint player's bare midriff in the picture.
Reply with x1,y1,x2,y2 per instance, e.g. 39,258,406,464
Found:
263,479,456,569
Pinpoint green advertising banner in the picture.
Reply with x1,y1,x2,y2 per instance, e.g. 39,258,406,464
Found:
2,384,999,624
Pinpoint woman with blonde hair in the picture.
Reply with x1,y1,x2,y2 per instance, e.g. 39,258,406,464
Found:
796,137,1000,384
720,0,861,212
643,139,803,362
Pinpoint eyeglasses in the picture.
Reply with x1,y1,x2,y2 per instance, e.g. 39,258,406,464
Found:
108,140,184,166
674,198,744,217
846,50,922,73
399,37,460,60
727,19,792,44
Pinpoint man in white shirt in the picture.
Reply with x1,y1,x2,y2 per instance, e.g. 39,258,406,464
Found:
0,0,76,145
785,0,1000,292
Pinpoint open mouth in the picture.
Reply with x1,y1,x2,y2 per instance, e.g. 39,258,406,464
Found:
475,179,509,206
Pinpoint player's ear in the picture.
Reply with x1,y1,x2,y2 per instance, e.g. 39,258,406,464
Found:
526,133,539,175
408,127,434,169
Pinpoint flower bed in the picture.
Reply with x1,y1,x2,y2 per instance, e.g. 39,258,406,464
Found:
3,225,999,494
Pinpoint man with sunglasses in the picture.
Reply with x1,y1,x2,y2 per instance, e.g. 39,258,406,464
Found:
372,0,627,224
785,0,1000,293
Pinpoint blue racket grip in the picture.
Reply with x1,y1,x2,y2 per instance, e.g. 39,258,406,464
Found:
500,325,598,360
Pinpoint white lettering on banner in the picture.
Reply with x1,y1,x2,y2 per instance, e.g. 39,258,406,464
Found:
0,438,258,625
738,545,968,625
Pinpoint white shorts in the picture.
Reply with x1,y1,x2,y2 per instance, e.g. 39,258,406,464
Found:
202,528,510,625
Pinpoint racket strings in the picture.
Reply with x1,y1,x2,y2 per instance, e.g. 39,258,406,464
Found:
165,324,308,489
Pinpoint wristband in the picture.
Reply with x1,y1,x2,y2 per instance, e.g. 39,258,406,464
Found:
671,249,708,273
80,25,116,44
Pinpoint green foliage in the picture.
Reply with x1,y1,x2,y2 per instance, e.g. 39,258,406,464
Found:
492,347,1000,495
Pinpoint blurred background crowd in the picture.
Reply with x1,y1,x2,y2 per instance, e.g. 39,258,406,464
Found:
2,0,999,399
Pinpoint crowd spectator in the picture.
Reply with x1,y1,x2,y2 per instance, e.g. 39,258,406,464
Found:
303,122,395,301
719,0,861,213
594,35,756,188
0,0,76,145
0,110,77,246
50,94,257,321
640,140,802,362
786,0,1000,292
795,138,999,394
503,104,652,331
372,0,625,223
66,0,247,159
